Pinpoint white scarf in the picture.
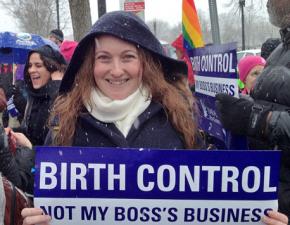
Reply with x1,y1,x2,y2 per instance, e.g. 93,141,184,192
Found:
85,86,151,137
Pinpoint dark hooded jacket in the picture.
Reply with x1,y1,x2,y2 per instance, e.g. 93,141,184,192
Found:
0,124,34,194
46,11,199,149
59,11,187,94
18,79,61,146
249,27,290,219
45,102,186,149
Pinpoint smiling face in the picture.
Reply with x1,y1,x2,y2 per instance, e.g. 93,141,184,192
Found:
28,53,51,89
94,35,143,100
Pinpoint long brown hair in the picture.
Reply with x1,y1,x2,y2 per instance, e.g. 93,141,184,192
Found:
49,44,95,146
49,39,199,148
139,49,198,148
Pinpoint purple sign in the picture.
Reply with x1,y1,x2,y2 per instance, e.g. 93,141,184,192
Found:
187,43,239,145
34,147,280,225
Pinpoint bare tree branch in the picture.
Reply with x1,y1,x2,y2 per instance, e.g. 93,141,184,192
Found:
0,0,69,37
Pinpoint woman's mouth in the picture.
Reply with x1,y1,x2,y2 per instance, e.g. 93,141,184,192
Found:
31,75,41,81
106,78,129,85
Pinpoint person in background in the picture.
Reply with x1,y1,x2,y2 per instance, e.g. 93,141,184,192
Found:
0,122,33,225
0,88,6,126
13,64,28,123
0,64,14,127
48,29,64,48
0,123,34,194
216,0,290,221
21,10,286,225
261,38,281,60
14,45,66,146
60,40,78,63
171,34,195,89
238,55,266,95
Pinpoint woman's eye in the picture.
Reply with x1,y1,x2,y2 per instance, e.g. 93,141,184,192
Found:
96,55,109,60
250,71,260,77
124,54,136,60
29,64,42,68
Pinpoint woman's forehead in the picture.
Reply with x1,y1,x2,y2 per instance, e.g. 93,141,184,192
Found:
94,35,136,49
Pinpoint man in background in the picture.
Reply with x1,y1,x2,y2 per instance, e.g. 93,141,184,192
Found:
48,29,64,47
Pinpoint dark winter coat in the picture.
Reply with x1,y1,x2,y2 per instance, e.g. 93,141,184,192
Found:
16,80,61,146
0,70,13,99
13,80,28,123
250,26,290,219
0,70,13,127
45,101,186,149
0,125,34,194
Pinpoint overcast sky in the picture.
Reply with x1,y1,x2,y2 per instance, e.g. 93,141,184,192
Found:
0,0,212,32
91,0,211,26
0,0,267,34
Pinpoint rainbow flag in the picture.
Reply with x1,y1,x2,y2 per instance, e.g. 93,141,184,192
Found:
182,0,205,50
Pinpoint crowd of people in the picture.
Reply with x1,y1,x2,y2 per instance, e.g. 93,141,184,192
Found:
0,0,289,224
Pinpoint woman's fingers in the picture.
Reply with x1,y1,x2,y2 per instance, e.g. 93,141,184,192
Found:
21,208,43,217
12,131,32,149
4,127,11,136
22,208,51,225
22,215,51,225
262,210,288,225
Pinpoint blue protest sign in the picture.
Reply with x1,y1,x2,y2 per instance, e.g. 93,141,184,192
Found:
34,147,280,225
188,42,247,149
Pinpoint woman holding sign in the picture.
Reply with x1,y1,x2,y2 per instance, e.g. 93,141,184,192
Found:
22,11,288,225
45,10,200,149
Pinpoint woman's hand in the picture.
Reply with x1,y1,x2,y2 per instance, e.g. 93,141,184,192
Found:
51,71,64,80
11,131,32,149
5,128,32,149
22,208,51,225
262,210,288,225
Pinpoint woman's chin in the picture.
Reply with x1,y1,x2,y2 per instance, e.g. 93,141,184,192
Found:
32,83,43,89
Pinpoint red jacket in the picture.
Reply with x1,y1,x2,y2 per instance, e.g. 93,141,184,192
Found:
171,35,195,86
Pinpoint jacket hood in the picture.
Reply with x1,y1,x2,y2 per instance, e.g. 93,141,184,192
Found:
280,27,290,47
251,65,290,106
59,10,187,95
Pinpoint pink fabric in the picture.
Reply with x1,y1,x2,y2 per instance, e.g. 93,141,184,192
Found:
238,55,266,83
60,40,78,62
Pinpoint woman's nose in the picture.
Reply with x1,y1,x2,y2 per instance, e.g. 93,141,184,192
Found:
110,59,123,77
28,65,36,73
